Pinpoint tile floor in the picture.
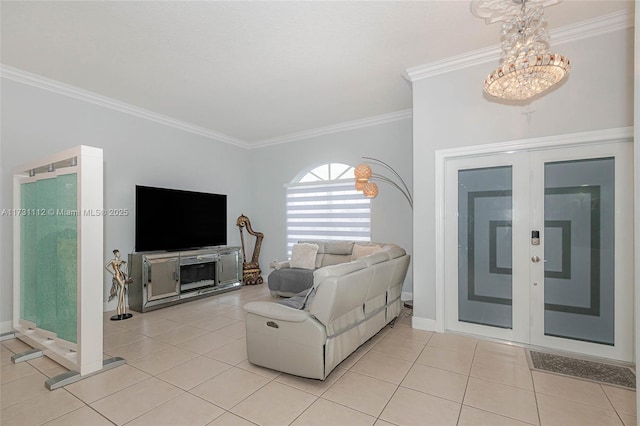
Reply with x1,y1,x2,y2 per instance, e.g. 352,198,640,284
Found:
1,284,637,426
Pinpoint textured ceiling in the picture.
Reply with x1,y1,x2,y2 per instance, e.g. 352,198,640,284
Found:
1,1,633,146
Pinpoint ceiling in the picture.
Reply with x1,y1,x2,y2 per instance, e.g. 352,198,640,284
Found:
1,1,633,147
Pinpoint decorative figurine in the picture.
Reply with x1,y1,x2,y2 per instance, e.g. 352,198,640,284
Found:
236,214,264,285
105,249,133,320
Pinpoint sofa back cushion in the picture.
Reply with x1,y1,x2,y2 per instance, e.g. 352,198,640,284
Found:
290,243,319,269
351,243,384,260
299,240,354,268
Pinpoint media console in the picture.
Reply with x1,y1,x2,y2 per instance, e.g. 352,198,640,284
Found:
128,246,242,312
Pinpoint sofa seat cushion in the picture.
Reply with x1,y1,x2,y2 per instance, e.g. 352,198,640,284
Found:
267,268,315,297
277,288,312,310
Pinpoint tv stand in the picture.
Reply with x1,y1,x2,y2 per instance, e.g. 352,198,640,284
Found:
128,246,242,312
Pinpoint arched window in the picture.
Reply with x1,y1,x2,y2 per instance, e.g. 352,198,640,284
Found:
286,163,371,255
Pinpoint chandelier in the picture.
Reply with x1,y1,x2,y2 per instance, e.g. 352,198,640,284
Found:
472,0,570,101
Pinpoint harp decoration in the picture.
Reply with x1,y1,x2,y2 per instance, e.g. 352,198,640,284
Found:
236,214,264,285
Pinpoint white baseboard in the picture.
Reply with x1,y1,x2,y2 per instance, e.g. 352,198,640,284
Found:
1,320,13,334
411,316,439,332
401,291,413,301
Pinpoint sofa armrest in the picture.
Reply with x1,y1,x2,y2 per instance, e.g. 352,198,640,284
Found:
270,260,291,270
244,301,310,322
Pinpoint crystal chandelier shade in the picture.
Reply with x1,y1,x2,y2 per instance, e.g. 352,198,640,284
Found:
474,0,570,101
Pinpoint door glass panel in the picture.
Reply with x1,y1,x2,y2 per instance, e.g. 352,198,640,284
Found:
458,166,512,328
544,158,614,345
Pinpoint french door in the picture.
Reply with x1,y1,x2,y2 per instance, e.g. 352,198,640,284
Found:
444,142,633,361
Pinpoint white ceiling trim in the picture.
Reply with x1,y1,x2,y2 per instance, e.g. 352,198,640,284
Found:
251,109,413,149
405,9,632,82
0,64,250,148
0,63,412,150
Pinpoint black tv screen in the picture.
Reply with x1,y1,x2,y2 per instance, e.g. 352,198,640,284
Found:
135,185,227,252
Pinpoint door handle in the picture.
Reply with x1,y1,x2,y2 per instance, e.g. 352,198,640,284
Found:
531,256,549,263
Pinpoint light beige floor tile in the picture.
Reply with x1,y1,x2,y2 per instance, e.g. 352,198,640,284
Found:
458,405,534,426
105,337,172,361
27,356,69,378
125,392,224,426
231,381,316,425
532,371,613,409
427,332,477,353
373,420,396,426
205,338,248,365
104,330,148,351
236,360,281,380
0,360,39,384
602,385,637,417
0,350,13,366
189,316,240,332
385,324,433,345
157,356,231,390
181,331,238,355
1,338,33,354
199,303,239,317
164,309,218,325
115,310,171,330
291,397,376,426
90,377,183,425
153,325,209,345
470,354,533,391
322,371,397,417
619,414,637,426
65,364,150,404
206,411,256,426
1,388,84,426
44,405,114,426
1,371,50,409
537,392,622,426
103,322,128,337
216,322,247,339
128,319,184,337
190,367,270,410
401,363,468,403
220,308,247,321
464,377,538,425
380,386,461,426
475,341,528,366
371,334,425,362
128,346,198,375
350,351,413,384
416,345,474,375
275,367,347,396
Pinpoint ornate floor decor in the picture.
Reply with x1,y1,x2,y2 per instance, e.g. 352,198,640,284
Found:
527,350,635,389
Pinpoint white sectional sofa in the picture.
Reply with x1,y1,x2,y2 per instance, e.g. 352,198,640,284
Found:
243,241,410,380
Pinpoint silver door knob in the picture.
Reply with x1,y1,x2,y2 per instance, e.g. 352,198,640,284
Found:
531,256,541,263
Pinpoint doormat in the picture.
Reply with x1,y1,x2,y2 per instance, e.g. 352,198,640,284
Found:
527,350,635,389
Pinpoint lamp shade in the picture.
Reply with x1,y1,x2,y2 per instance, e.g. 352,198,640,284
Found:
363,182,379,198
354,163,372,182
355,180,366,191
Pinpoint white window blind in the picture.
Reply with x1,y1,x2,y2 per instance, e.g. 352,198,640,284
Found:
286,180,371,255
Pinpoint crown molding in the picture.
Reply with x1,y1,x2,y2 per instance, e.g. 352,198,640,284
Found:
250,109,413,149
405,9,632,82
0,65,250,148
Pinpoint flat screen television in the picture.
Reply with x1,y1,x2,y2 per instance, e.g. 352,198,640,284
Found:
135,185,227,252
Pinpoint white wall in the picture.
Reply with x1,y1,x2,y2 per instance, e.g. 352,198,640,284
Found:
0,78,252,328
0,78,414,329
411,28,634,324
248,118,414,294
